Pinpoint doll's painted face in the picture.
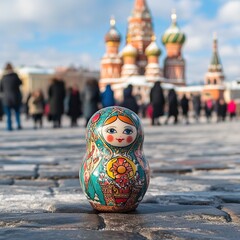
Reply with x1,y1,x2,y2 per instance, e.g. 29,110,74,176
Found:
102,116,137,147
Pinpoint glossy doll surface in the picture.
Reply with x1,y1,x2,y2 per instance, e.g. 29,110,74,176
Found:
79,106,150,212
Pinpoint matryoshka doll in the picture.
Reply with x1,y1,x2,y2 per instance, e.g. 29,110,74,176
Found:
80,106,150,212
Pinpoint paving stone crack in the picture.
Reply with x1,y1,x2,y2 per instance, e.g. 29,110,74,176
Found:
97,215,106,230
217,206,233,223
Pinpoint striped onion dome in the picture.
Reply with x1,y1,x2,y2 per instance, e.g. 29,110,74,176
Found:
121,43,138,57
145,35,161,56
105,17,121,43
162,12,186,45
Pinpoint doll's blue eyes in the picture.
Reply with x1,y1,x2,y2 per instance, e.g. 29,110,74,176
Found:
107,128,117,134
123,129,133,135
106,128,133,135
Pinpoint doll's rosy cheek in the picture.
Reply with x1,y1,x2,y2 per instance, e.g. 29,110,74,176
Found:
126,136,133,143
107,135,114,142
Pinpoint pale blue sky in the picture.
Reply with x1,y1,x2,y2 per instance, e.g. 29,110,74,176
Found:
0,0,239,84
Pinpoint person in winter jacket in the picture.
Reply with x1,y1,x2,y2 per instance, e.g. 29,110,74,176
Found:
0,62,22,131
101,84,115,108
216,98,227,122
82,78,101,127
192,94,202,122
165,88,179,124
28,89,45,129
180,94,189,124
227,99,237,120
67,85,82,127
121,84,139,114
48,77,66,128
204,98,214,123
149,81,165,125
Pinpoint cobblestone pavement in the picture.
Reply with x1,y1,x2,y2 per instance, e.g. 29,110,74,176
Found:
0,117,240,239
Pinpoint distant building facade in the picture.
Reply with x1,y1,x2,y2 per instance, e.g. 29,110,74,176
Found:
0,66,99,101
16,66,55,100
55,66,100,91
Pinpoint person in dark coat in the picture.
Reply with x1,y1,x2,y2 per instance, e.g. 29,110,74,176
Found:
204,98,213,123
121,84,139,114
150,81,165,125
101,84,115,108
48,77,66,128
82,78,101,127
165,88,179,124
67,85,82,127
192,94,201,122
216,98,227,122
0,62,22,131
24,92,32,120
180,94,189,124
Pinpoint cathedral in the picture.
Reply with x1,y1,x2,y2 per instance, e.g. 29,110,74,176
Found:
99,0,225,102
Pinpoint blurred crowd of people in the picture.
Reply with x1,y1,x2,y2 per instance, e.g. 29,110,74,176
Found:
148,81,238,126
0,63,238,131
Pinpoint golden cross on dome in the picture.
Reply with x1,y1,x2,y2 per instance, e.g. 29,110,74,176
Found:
171,9,177,24
110,16,116,27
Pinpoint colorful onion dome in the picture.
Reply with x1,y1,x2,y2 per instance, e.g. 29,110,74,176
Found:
162,11,186,45
105,17,121,43
121,43,138,57
145,35,161,57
